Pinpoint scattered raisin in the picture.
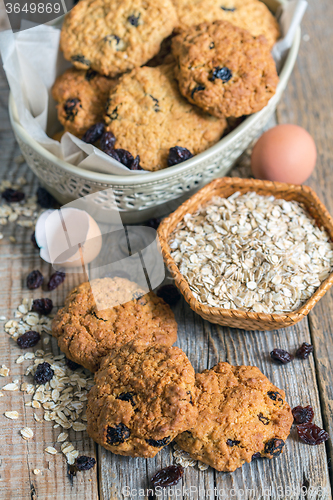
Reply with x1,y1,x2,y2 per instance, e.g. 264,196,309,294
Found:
221,6,236,11
258,413,270,425
297,423,329,445
104,35,121,46
264,438,285,457
100,131,116,152
64,98,81,121
75,456,96,471
130,155,142,170
292,405,314,425
167,146,194,167
145,218,161,230
48,271,66,290
37,187,57,209
71,55,90,66
209,42,215,49
296,342,314,359
85,69,97,81
191,85,205,99
251,452,262,460
66,358,82,371
156,285,181,306
146,437,171,448
82,123,105,144
210,66,233,82
34,362,54,385
2,188,25,203
27,270,44,290
106,423,130,445
270,348,294,364
117,392,135,405
226,439,240,446
31,298,53,316
267,391,283,404
128,13,140,26
31,232,39,249
107,148,141,169
151,465,184,488
17,330,40,349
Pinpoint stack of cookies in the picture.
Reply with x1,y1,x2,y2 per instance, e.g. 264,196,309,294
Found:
52,277,293,471
52,0,280,171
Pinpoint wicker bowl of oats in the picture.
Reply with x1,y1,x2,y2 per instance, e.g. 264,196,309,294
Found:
158,177,333,330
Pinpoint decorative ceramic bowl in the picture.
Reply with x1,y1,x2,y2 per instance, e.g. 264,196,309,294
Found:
158,177,333,331
9,0,300,224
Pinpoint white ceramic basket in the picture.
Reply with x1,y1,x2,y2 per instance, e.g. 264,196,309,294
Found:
9,0,300,224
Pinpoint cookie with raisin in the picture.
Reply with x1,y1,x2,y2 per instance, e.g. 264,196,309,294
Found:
87,341,197,457
172,20,279,118
51,67,117,137
175,362,293,471
52,277,177,372
172,0,280,49
60,0,178,77
104,64,227,170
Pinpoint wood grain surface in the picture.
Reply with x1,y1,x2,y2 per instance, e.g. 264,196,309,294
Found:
0,0,333,498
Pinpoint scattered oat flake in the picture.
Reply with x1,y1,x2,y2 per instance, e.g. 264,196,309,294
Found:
72,422,87,432
45,447,57,455
4,411,19,420
57,432,68,443
20,427,34,440
16,355,25,364
33,469,41,475
2,383,19,391
0,365,10,377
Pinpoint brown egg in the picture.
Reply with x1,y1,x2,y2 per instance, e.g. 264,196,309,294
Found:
251,124,317,184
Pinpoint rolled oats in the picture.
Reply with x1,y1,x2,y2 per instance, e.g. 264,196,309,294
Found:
20,427,34,440
169,192,333,314
4,411,19,419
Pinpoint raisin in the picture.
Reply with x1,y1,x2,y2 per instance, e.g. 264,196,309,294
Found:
106,423,130,445
66,358,82,371
264,438,285,457
116,149,134,167
82,123,105,144
31,232,39,249
64,98,81,121
191,85,205,99
100,131,116,152
187,391,194,405
221,6,236,11
117,392,135,405
106,106,118,121
146,437,171,447
17,330,40,349
270,348,294,364
37,187,57,209
128,13,140,26
130,155,142,170
75,456,96,471
2,188,25,203
34,362,54,385
149,94,160,112
48,271,66,291
209,42,215,49
258,413,270,425
292,405,314,425
296,342,314,359
85,69,97,81
210,66,233,82
31,298,53,316
267,391,283,404
151,465,184,488
226,439,240,446
156,285,181,306
167,146,194,167
27,270,44,290
251,452,262,460
297,423,329,445
71,55,90,67
145,218,161,230
104,35,121,46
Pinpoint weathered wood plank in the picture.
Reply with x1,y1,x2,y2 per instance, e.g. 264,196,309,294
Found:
276,0,333,485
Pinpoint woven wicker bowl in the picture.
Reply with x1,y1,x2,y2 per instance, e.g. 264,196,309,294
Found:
8,0,300,224
158,177,333,331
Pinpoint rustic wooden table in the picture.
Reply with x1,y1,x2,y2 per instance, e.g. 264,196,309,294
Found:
1,1,333,499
